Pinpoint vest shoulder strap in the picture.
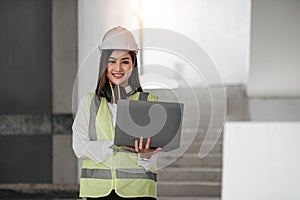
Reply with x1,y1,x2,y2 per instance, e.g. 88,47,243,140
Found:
138,92,149,101
88,94,101,141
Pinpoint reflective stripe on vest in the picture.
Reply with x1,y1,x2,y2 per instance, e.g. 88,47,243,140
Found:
81,168,112,179
88,95,101,141
81,168,157,182
116,169,157,182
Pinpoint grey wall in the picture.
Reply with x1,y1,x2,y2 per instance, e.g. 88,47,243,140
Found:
52,0,78,184
0,135,52,183
0,0,53,183
0,0,52,114
247,0,300,97
52,0,77,114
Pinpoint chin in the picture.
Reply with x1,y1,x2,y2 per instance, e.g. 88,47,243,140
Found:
112,80,123,86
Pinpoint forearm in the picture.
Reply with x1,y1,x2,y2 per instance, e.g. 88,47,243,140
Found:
72,127,113,163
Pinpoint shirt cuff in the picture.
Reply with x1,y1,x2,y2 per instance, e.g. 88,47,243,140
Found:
137,153,157,171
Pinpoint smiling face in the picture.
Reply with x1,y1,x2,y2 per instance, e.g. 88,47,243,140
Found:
106,50,134,87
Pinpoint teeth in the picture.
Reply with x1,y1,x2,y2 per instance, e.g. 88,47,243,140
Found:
113,73,124,77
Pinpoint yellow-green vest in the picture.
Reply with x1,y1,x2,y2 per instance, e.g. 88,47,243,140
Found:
79,92,158,198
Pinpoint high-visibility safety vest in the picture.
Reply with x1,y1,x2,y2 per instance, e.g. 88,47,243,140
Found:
79,91,158,198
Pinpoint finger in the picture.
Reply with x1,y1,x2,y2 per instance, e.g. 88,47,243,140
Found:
125,146,135,152
139,137,144,150
153,147,162,154
145,137,151,149
135,140,139,152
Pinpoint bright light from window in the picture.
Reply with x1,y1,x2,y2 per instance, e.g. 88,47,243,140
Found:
130,0,250,87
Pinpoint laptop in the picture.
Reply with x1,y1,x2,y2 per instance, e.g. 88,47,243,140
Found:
114,100,184,152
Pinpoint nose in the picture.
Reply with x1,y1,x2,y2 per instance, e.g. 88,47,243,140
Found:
115,61,122,71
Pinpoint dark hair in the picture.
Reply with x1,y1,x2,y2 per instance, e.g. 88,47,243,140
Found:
95,50,143,98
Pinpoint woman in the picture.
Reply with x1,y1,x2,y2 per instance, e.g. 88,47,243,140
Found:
72,26,161,199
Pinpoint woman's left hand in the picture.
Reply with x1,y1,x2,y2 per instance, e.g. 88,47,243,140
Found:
126,137,162,159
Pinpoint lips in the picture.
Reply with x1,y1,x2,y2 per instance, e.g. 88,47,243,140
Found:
112,73,124,79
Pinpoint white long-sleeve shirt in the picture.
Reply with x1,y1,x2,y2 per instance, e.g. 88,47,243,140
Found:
72,96,156,170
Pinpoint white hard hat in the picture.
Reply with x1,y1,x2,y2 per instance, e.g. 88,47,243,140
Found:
98,26,138,52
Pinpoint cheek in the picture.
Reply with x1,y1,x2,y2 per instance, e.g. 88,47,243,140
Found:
106,66,113,76
106,69,113,81
106,69,110,77
124,65,133,74
106,65,113,73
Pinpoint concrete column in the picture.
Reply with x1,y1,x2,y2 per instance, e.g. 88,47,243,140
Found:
52,0,77,113
52,0,78,184
247,0,300,97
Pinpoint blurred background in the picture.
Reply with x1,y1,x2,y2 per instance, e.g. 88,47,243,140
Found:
0,0,299,199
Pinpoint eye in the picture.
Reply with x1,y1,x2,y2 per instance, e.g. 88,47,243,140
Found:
122,60,130,64
108,60,116,64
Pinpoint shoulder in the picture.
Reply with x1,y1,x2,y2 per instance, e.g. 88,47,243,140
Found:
75,93,102,114
83,92,96,103
80,92,102,107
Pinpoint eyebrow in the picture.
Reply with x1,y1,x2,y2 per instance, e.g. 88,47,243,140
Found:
109,57,130,60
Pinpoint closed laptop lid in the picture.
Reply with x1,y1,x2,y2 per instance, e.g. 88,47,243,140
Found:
114,100,184,151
